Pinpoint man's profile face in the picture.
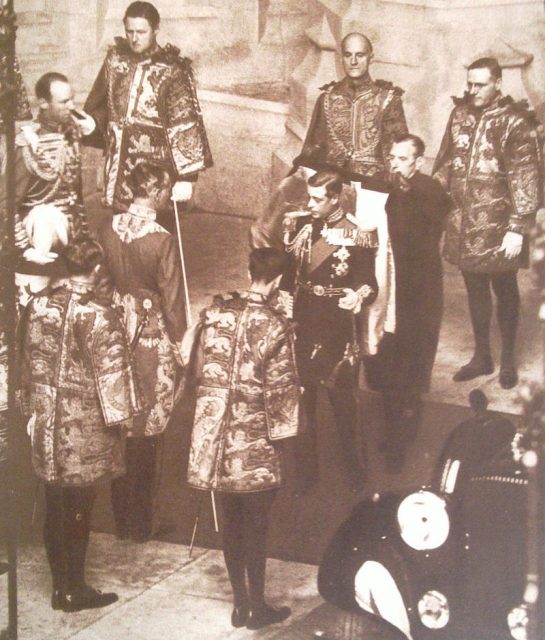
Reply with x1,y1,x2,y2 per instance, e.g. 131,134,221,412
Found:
307,184,339,219
342,35,372,81
389,140,421,180
43,80,75,125
125,16,157,54
467,67,500,108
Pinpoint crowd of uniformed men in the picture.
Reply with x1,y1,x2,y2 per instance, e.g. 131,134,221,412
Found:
1,0,542,634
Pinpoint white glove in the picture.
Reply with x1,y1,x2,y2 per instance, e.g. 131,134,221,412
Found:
71,109,96,136
23,247,58,265
500,231,523,259
171,181,194,203
338,288,361,313
26,413,36,439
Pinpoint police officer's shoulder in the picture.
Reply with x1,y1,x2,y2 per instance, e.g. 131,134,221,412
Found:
375,78,404,97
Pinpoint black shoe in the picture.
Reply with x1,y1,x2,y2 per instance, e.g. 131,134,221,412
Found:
246,604,291,630
231,604,249,628
63,585,118,612
499,365,518,389
453,356,494,382
51,589,65,610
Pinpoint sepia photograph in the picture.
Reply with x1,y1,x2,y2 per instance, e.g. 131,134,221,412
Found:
0,0,544,638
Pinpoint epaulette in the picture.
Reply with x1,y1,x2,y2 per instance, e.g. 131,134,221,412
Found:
375,79,404,96
504,97,542,128
346,214,379,248
318,80,337,92
452,93,471,106
112,36,129,55
161,43,191,68
354,227,379,248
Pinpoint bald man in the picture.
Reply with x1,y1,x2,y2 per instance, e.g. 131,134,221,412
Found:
301,33,408,360
301,33,407,187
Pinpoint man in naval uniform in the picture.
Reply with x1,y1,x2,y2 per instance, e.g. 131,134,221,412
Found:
301,32,408,355
282,169,377,493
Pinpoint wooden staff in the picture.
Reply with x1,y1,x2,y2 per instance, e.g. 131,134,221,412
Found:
172,199,219,552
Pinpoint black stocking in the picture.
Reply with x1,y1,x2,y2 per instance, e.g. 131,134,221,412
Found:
462,271,493,360
491,271,520,366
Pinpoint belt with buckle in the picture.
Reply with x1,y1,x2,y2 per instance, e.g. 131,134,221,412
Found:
297,281,345,297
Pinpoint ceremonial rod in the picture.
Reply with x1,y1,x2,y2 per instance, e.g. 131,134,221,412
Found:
172,199,219,545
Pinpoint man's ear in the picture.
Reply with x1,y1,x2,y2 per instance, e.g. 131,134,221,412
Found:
415,155,425,171
38,98,49,111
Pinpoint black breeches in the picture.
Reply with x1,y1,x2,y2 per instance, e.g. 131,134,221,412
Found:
111,435,159,539
462,271,520,361
220,490,278,608
43,484,97,592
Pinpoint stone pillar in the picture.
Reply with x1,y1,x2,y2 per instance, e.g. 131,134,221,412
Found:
250,0,309,84
272,12,338,178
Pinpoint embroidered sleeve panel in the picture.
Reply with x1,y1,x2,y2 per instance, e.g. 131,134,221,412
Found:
504,114,543,229
89,306,147,426
164,59,213,177
263,319,300,441
380,91,409,167
432,106,466,186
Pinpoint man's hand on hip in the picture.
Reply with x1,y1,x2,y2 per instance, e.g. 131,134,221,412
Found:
171,181,194,203
500,231,523,259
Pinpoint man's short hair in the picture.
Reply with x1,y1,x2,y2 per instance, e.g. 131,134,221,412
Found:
468,57,502,80
249,248,288,284
63,238,103,276
124,1,160,29
307,170,344,198
35,72,69,101
128,162,171,199
393,133,426,158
